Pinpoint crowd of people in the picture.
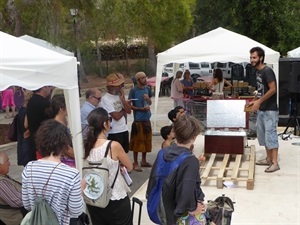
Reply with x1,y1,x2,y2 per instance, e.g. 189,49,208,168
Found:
0,46,280,225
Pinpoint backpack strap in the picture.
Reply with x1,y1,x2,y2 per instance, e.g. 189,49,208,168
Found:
103,140,119,189
31,162,61,197
104,140,112,158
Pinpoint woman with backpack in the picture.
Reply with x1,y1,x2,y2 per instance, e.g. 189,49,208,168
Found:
21,119,84,225
83,107,133,225
147,115,206,225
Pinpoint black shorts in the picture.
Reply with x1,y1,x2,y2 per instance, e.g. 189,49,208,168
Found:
108,131,129,153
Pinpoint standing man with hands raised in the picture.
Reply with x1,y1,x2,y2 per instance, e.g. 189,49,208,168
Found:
129,72,153,172
101,73,132,153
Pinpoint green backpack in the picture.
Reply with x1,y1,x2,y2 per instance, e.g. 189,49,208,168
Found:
21,197,59,225
21,162,60,225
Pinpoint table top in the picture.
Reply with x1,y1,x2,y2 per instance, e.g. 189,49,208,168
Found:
147,76,169,87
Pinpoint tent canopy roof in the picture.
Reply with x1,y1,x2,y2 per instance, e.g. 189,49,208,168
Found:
19,35,74,57
0,31,77,91
157,27,280,65
287,46,300,58
153,27,280,132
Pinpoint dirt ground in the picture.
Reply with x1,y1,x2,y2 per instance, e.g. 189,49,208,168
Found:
80,73,134,90
0,124,12,145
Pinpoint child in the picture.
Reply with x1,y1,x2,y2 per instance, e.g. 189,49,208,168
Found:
161,125,206,163
160,125,175,148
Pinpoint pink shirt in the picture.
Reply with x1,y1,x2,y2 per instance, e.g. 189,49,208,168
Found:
171,78,183,100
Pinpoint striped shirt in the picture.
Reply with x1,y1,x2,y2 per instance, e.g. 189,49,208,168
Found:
22,160,84,225
0,175,23,208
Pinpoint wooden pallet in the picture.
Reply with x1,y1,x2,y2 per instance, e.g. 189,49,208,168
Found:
200,145,256,190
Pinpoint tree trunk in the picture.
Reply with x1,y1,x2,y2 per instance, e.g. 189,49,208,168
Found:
76,48,88,83
124,37,130,76
6,0,22,36
95,39,104,77
147,39,156,76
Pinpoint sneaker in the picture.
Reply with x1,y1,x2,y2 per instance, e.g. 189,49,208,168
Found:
256,158,272,166
265,164,280,173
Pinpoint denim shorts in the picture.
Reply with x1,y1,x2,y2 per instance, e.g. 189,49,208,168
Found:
256,110,279,149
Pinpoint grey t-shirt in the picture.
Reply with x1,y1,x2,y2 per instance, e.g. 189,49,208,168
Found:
256,66,278,111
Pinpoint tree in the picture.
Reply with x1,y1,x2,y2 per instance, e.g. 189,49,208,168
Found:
125,0,195,74
194,0,300,56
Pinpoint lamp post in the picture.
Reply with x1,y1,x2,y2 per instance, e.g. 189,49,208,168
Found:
70,8,78,45
70,8,81,97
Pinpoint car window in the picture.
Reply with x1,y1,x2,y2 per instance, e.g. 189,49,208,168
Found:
228,62,235,67
201,62,210,68
189,62,200,69
165,63,173,67
216,62,226,68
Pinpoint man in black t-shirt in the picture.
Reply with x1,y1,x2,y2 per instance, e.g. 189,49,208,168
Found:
249,47,280,173
26,86,51,164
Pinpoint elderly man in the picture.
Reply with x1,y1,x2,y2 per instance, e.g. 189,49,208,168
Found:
0,152,24,225
100,73,131,153
80,88,102,139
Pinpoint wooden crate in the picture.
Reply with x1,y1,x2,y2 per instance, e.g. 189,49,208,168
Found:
200,145,256,190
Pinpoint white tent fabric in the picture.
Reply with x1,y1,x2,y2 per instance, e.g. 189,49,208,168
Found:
154,27,280,130
287,47,300,58
19,35,74,56
0,31,83,173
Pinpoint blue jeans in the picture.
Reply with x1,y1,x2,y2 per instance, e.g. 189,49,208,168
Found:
256,110,279,149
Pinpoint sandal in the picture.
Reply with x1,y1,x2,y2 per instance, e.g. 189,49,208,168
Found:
141,162,152,167
5,115,10,119
133,164,142,172
256,158,272,166
265,164,280,173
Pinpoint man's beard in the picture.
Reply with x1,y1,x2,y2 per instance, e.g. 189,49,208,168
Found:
251,59,260,68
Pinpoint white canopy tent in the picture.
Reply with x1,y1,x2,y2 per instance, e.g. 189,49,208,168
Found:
19,35,74,56
154,27,280,130
0,31,83,173
287,47,300,58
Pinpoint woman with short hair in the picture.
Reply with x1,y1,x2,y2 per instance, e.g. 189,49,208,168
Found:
147,115,206,225
22,119,84,225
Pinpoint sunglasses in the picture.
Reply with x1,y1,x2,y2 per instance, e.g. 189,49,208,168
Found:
92,96,101,101
108,117,113,122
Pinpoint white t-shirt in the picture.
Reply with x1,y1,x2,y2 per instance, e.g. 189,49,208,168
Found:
101,93,128,134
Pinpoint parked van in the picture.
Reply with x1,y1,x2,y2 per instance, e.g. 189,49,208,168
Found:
212,62,235,79
162,63,174,77
181,62,213,77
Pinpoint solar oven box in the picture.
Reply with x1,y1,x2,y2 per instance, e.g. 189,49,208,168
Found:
204,100,247,155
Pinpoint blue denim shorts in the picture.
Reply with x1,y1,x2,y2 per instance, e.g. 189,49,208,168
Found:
256,110,279,149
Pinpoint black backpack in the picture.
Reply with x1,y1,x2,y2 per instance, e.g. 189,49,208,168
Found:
206,194,234,225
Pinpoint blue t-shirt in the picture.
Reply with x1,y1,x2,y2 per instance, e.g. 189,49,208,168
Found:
128,86,152,121
181,79,194,97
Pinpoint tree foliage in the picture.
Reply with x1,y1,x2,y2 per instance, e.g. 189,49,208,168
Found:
194,0,300,56
1,0,300,78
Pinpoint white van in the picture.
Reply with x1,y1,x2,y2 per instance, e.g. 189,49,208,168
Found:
181,62,213,77
212,62,235,79
162,63,174,77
